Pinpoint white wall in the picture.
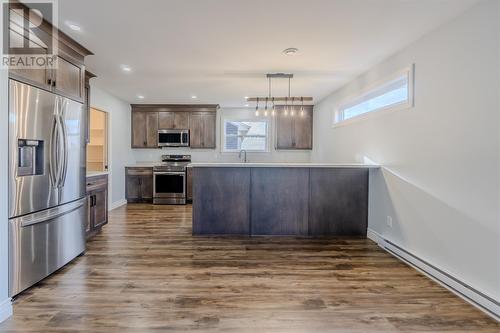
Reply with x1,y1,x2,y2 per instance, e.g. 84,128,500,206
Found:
90,86,134,206
313,0,499,303
132,107,312,164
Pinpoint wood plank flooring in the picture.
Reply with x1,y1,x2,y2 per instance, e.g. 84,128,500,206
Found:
0,204,498,332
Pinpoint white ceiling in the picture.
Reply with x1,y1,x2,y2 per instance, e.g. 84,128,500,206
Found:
58,0,478,107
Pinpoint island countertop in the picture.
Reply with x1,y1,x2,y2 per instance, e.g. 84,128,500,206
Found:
188,162,380,168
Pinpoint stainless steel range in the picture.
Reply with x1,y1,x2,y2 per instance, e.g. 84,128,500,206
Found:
153,155,191,204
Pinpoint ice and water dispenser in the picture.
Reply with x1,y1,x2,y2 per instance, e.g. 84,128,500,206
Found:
17,139,44,177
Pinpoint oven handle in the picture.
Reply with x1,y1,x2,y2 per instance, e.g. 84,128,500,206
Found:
154,171,186,176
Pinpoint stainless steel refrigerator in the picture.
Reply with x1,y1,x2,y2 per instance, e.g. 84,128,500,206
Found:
8,79,87,296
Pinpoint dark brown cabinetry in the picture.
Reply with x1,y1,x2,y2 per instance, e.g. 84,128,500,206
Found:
52,55,85,102
275,105,313,150
130,105,218,149
125,167,154,203
84,71,96,144
86,174,108,239
158,112,190,129
7,3,92,103
189,112,216,149
131,112,158,148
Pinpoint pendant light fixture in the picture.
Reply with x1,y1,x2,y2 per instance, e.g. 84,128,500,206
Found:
247,73,313,117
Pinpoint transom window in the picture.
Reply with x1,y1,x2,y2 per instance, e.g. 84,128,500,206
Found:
223,120,268,152
334,66,414,125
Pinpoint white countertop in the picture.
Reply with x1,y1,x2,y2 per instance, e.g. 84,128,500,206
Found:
86,171,109,177
188,162,380,168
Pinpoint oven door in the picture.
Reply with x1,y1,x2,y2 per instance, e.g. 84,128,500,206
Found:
153,171,186,204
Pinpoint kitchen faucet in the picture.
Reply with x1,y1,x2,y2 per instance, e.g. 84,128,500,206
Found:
238,149,247,163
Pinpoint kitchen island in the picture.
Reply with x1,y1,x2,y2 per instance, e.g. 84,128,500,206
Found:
190,163,379,237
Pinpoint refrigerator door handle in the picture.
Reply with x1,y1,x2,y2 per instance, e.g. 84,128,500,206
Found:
49,114,59,188
54,98,66,188
14,198,87,228
58,102,68,188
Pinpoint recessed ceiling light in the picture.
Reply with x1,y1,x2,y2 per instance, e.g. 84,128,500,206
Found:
283,47,299,56
65,21,81,31
121,65,132,72
191,95,197,99
244,96,249,100
137,95,145,99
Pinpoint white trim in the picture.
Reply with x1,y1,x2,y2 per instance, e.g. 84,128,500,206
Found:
109,199,127,211
367,228,500,321
332,64,415,128
0,298,12,323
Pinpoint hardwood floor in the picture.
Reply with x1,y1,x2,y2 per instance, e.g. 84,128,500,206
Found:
1,204,498,332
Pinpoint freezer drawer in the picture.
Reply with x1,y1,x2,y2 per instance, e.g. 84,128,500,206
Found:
9,198,87,296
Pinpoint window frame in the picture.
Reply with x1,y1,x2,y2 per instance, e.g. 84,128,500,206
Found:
332,65,414,127
221,118,270,153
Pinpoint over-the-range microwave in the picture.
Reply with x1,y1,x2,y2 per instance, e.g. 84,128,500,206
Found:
158,129,190,147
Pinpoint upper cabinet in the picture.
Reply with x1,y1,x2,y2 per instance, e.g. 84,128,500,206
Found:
189,112,216,149
275,105,313,150
131,105,218,149
158,111,190,129
131,111,158,148
52,55,85,102
7,2,93,103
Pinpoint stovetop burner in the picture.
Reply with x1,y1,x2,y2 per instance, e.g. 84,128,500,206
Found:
161,154,191,163
154,155,191,172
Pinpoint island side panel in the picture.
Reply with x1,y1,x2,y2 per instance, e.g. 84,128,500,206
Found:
192,167,251,235
250,168,309,236
309,168,369,236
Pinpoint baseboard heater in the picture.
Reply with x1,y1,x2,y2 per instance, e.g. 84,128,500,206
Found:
368,230,499,321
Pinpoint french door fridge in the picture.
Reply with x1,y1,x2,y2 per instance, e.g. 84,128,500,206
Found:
8,80,87,296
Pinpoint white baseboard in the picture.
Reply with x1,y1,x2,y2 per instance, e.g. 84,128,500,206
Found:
109,199,127,211
0,298,12,323
367,228,500,322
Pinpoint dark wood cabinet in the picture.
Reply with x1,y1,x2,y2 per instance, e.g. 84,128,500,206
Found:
190,112,216,149
158,112,189,129
86,174,108,239
8,29,51,90
53,55,85,102
125,167,154,203
84,71,96,144
131,111,158,148
7,3,92,103
131,105,218,149
275,105,313,150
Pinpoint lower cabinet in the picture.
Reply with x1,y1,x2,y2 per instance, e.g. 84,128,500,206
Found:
125,167,153,203
86,174,108,239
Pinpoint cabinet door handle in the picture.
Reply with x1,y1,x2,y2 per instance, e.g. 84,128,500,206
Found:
47,79,52,86
52,80,56,87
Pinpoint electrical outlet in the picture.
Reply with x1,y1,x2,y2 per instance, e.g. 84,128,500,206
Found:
386,216,393,228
